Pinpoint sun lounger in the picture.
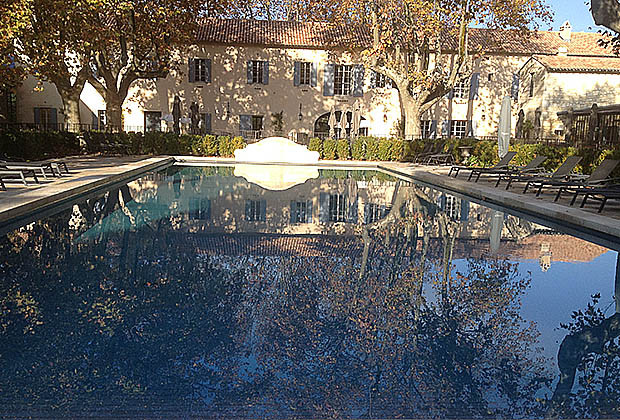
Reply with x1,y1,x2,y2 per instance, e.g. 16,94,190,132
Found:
579,184,620,213
529,158,620,198
425,143,456,165
472,155,547,185
415,141,445,164
0,169,30,187
449,151,517,178
499,156,582,191
0,159,63,177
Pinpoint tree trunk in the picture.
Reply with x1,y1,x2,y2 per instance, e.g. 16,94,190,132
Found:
106,94,123,132
399,89,421,138
56,86,83,132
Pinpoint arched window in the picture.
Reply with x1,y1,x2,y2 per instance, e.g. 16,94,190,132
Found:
313,111,367,139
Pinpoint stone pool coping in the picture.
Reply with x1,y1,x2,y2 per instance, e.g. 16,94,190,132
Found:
1,155,619,249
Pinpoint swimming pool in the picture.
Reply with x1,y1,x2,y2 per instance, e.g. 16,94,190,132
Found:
0,164,619,418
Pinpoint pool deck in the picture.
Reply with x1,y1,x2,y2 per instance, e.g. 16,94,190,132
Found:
0,155,619,247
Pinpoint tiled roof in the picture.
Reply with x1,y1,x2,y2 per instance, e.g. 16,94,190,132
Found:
196,19,614,57
531,54,620,73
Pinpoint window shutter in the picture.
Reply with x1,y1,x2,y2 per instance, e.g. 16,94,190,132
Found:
290,201,296,223
319,192,329,222
33,108,41,124
262,61,269,85
239,115,252,131
351,65,365,97
364,203,370,224
469,73,480,100
460,199,470,221
348,196,358,223
441,121,449,136
306,200,313,223
466,120,473,137
511,73,520,100
386,78,395,89
206,59,212,83
50,108,57,125
472,120,478,137
245,200,251,220
323,64,335,96
293,61,300,86
203,113,212,134
188,58,195,83
430,120,438,139
311,63,318,87
370,71,376,89
247,61,252,84
447,89,454,100
91,112,98,130
260,200,266,221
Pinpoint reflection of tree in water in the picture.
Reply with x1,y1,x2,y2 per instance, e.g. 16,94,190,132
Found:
0,177,596,418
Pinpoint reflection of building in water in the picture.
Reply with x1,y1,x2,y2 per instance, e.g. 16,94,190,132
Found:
119,168,609,265
540,242,552,272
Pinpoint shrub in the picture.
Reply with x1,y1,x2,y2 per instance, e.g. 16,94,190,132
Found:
390,137,405,161
190,134,218,156
308,137,323,156
217,135,231,157
336,139,350,160
229,136,247,156
377,138,392,161
322,138,337,160
351,137,365,160
364,136,380,160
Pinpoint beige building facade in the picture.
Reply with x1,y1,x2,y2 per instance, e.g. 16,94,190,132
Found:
7,19,620,141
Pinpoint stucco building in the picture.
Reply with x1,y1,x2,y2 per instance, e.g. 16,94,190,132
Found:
5,19,620,141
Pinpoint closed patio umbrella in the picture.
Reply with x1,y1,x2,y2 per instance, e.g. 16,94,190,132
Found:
352,107,361,137
328,108,337,138
498,95,511,158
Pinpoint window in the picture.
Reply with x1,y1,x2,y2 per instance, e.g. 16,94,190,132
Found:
144,111,162,132
194,59,210,82
34,107,56,128
444,195,460,220
299,62,312,85
189,198,211,220
250,60,266,84
488,73,494,82
291,200,313,223
245,199,266,222
374,72,393,88
334,65,352,95
5,91,16,122
328,194,347,222
529,72,535,97
240,115,263,139
251,115,263,131
98,110,106,130
452,80,468,99
364,203,391,224
421,120,433,139
450,120,467,138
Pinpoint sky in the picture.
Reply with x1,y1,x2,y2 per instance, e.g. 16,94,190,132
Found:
546,0,604,31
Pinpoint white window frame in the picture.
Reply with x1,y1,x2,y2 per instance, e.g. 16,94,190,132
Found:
292,201,308,223
453,80,468,99
450,120,467,138
328,194,347,222
246,200,262,221
250,60,264,84
194,58,209,82
334,65,352,96
421,120,433,139
299,62,312,86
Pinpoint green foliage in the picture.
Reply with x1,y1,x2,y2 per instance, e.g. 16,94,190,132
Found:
377,138,392,161
336,139,350,160
322,138,337,160
0,130,81,160
308,137,322,156
217,136,231,157
364,136,380,160
389,137,405,161
351,137,365,160
230,136,247,156
190,135,218,156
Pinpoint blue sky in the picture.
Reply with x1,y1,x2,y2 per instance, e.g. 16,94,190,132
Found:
546,0,603,31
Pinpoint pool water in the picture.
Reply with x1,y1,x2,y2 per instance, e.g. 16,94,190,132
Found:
1,165,619,418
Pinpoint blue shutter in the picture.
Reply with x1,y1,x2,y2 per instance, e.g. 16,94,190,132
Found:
247,61,252,84
466,120,473,137
364,203,370,224
206,59,212,83
294,62,300,86
348,196,358,223
50,108,57,125
447,89,454,100
323,64,335,96
319,192,329,222
34,108,41,124
511,73,520,100
430,120,438,139
311,63,318,87
441,121,449,136
239,115,252,131
469,73,480,100
91,112,98,130
351,65,365,97
290,200,296,223
260,200,266,221
306,200,313,223
188,58,195,83
262,61,269,85
245,200,251,220
460,199,470,221
204,113,212,134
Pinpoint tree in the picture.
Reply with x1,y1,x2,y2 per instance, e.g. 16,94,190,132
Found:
86,0,219,130
0,0,31,92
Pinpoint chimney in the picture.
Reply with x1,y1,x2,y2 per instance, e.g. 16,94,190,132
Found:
559,20,572,42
